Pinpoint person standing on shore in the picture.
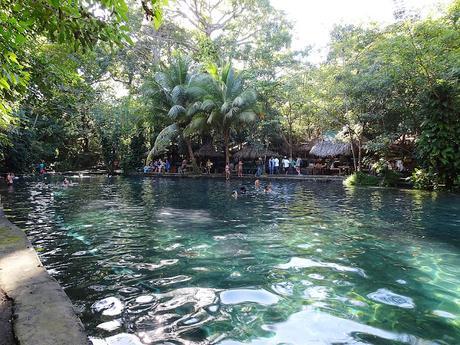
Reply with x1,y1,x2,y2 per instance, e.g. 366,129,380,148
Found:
282,156,290,175
268,157,274,175
237,160,243,177
274,156,279,174
295,157,302,175
225,163,231,180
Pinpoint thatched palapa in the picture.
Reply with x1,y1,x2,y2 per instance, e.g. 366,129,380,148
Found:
233,144,279,160
309,140,351,157
196,143,224,158
298,139,320,153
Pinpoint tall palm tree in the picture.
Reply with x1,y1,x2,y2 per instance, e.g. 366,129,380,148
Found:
146,55,205,170
189,63,258,164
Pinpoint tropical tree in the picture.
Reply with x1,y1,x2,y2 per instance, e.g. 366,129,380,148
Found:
190,63,258,164
146,55,204,170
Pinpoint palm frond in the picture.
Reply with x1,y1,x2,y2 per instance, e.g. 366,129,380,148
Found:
171,85,186,105
187,102,202,117
154,72,172,92
237,110,258,123
147,123,180,162
168,105,186,120
185,114,208,134
221,101,231,114
201,99,217,112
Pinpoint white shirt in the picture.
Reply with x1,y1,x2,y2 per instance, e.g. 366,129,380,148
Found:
282,159,290,168
274,158,279,167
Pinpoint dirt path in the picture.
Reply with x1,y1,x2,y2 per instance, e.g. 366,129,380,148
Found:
0,289,15,345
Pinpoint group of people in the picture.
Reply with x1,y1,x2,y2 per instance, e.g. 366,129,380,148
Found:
144,158,171,174
231,179,272,198
223,156,304,180
269,156,302,175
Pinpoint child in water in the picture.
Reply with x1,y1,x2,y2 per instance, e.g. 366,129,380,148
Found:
6,173,14,186
264,183,272,193
254,179,260,188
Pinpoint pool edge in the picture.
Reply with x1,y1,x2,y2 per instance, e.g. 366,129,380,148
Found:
0,206,90,345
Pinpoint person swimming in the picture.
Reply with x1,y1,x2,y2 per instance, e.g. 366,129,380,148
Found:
62,177,70,186
255,179,260,188
264,183,272,193
240,186,247,194
231,190,238,198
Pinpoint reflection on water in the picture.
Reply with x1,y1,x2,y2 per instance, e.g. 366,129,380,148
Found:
1,176,460,345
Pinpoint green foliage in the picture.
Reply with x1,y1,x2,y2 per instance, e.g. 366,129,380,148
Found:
380,170,402,187
0,0,165,141
416,76,460,190
411,168,436,190
121,128,147,174
344,172,380,187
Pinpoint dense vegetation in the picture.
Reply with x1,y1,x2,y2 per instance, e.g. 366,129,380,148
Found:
1,0,459,190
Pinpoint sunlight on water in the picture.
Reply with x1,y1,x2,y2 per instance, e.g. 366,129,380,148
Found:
2,176,459,344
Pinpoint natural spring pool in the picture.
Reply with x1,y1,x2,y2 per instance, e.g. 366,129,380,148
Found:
1,176,459,344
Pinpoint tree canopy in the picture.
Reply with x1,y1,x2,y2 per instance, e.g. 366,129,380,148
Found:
1,0,459,190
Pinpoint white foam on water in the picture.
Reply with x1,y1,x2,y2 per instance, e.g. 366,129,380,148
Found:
432,310,456,319
92,333,143,345
367,288,415,309
135,295,154,304
276,257,366,277
92,297,124,316
96,319,122,332
220,288,280,306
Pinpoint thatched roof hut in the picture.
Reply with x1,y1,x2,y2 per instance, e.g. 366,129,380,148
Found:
195,143,224,158
298,139,320,153
309,140,351,157
233,144,279,160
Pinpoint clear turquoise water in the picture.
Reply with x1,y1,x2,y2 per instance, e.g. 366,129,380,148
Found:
1,176,459,345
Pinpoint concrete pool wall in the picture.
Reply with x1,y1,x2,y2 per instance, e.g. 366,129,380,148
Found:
0,205,89,345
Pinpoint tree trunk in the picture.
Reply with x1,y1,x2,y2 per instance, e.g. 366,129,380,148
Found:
348,126,357,172
224,129,230,165
357,139,362,172
185,137,198,172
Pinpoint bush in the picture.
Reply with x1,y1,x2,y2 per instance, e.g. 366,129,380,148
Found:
381,170,402,187
411,168,435,190
344,172,380,186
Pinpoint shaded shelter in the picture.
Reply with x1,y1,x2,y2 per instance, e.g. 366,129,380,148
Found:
297,139,320,157
309,140,351,158
233,144,279,160
195,143,224,158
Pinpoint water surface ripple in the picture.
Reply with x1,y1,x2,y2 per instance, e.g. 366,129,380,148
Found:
2,177,459,345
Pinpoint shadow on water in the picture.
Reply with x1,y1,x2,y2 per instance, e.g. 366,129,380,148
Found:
1,176,459,344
